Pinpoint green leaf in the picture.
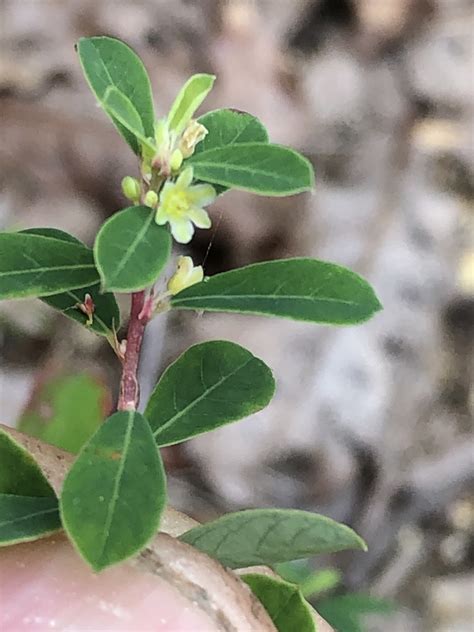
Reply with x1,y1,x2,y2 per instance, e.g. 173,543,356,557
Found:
300,568,342,599
187,142,314,196
103,86,156,153
274,560,315,585
180,508,367,569
18,373,109,454
21,227,83,244
0,232,99,300
0,427,56,497
77,36,154,154
60,411,166,571
194,108,269,194
0,427,61,546
275,561,341,597
145,341,275,447
172,258,382,325
316,594,395,632
22,228,120,336
94,206,172,293
42,284,120,337
168,74,215,135
0,494,61,546
195,108,269,153
242,573,315,632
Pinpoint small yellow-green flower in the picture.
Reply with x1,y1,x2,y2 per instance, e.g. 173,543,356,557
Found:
167,256,204,295
155,167,215,244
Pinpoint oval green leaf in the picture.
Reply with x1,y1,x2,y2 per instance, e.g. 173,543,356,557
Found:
168,73,215,135
0,427,60,546
0,428,56,498
0,494,61,546
77,36,155,154
194,109,269,195
103,86,156,153
195,109,269,153
145,341,275,447
187,142,314,196
242,573,315,632
171,258,382,325
94,206,172,293
22,228,120,336
60,411,166,571
180,508,367,569
0,232,99,300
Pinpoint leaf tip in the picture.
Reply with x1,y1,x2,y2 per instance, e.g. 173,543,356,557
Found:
369,291,383,318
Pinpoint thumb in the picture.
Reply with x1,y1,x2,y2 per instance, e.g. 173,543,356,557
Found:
0,534,220,631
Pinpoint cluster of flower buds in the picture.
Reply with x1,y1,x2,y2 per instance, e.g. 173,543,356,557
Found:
149,117,208,179
122,74,216,243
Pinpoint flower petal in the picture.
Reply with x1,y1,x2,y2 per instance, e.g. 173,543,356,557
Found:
170,219,194,244
177,256,194,277
177,167,194,188
188,184,216,207
155,205,168,225
188,266,204,286
188,207,212,229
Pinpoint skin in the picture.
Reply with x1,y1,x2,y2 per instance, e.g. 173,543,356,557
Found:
1,426,333,631
0,535,220,631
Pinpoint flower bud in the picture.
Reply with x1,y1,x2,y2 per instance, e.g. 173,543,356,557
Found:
179,120,208,158
121,176,141,202
144,190,158,208
170,149,184,173
167,256,204,295
76,293,95,326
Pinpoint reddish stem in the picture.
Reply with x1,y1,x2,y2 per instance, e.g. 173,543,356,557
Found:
118,291,147,411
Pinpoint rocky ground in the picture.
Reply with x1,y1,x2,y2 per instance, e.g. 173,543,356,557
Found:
1,1,473,629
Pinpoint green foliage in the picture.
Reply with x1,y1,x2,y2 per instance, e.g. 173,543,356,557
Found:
21,227,82,243
42,285,120,337
179,508,366,569
0,35,385,587
188,142,314,195
77,37,154,153
194,109,268,194
103,87,156,153
0,495,61,546
275,560,395,629
172,258,382,325
0,232,99,299
316,594,395,632
18,373,109,453
0,428,56,498
23,228,120,336
300,569,342,599
145,340,275,446
242,573,315,632
196,109,269,153
94,206,171,292
168,74,215,135
275,562,342,598
0,428,61,545
60,411,166,571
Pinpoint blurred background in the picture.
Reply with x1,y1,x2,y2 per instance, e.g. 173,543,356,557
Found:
0,0,473,630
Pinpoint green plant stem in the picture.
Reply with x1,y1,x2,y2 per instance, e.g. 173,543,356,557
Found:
118,291,147,411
